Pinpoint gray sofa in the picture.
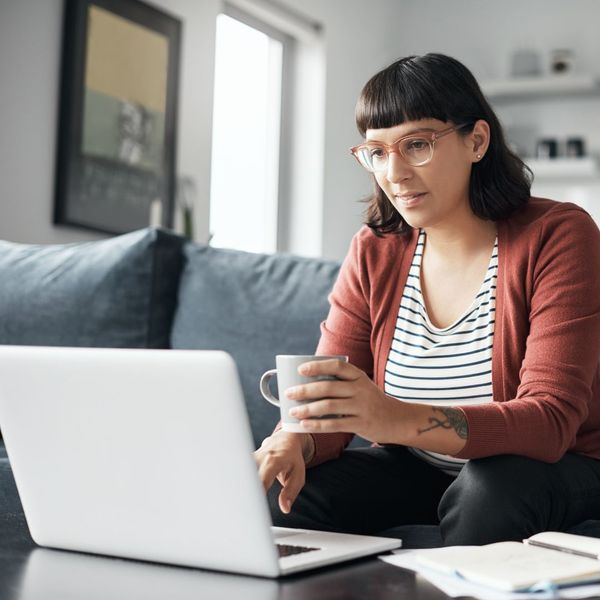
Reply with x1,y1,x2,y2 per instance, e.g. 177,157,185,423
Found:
0,227,598,548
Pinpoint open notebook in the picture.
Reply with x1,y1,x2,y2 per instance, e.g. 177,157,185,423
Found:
415,532,600,592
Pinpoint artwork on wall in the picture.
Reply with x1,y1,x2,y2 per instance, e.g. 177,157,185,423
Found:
54,0,181,234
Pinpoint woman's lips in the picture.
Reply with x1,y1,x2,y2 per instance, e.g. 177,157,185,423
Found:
395,192,427,208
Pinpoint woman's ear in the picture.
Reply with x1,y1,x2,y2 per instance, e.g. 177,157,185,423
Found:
471,119,490,161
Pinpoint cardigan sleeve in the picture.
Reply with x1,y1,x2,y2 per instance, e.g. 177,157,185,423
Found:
456,208,600,462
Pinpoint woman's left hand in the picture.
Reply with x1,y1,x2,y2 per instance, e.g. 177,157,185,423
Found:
286,359,407,444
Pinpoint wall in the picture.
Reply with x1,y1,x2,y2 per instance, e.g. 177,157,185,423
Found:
276,0,405,259
1,1,599,257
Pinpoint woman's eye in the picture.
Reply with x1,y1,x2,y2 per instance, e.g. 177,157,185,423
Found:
406,139,428,151
369,147,385,158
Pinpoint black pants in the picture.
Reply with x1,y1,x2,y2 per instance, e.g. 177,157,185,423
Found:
268,446,600,545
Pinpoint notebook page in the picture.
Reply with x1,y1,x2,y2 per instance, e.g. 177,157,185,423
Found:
416,542,600,591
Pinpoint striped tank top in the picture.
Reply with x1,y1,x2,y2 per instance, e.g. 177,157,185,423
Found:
384,229,498,476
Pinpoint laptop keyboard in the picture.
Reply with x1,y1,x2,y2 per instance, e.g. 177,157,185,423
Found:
277,543,321,558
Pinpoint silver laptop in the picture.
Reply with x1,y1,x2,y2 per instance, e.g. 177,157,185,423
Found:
0,345,400,577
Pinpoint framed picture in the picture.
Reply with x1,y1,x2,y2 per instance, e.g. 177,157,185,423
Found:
54,0,181,234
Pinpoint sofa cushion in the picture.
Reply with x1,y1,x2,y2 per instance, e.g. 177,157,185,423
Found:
0,445,22,515
171,243,341,448
0,228,183,349
0,461,21,515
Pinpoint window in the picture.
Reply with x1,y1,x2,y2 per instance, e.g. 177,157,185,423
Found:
209,11,286,253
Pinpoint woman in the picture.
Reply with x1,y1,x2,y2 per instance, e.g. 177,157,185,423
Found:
254,53,600,545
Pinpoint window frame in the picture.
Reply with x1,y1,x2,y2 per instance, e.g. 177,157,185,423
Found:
212,4,295,252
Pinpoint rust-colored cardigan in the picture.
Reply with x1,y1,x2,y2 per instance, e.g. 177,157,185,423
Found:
305,197,600,466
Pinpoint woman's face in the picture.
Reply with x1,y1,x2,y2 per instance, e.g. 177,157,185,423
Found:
366,118,488,230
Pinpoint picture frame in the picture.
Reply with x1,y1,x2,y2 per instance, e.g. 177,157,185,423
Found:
54,0,181,234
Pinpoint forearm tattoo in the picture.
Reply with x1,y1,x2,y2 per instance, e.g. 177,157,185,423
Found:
417,407,468,439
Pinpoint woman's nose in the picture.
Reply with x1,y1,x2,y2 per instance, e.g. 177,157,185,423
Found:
385,151,412,183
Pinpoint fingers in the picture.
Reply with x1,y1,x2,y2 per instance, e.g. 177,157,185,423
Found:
285,380,353,402
256,453,281,493
289,398,354,420
277,467,305,514
254,436,307,514
298,415,359,434
298,358,359,381
255,453,305,514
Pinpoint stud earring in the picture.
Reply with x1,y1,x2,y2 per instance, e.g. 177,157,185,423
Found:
476,154,482,160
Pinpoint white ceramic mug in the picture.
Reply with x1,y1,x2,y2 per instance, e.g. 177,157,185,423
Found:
259,355,348,432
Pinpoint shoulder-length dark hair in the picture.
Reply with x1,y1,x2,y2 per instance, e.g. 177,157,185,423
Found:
355,53,532,235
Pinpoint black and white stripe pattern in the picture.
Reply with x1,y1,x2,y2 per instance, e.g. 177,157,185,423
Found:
384,229,498,476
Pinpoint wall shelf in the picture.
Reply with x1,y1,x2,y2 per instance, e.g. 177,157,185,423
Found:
526,157,599,178
481,75,600,101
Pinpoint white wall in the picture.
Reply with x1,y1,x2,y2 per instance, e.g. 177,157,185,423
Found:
276,0,404,259
1,0,599,257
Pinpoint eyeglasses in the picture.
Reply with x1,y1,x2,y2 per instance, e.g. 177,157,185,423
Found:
350,123,470,172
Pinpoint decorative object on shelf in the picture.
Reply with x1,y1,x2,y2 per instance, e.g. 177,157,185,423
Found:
54,0,181,235
550,48,575,74
536,138,558,160
176,176,197,240
566,137,586,158
510,49,542,77
534,137,587,160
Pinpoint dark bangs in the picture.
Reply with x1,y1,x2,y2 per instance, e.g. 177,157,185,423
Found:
356,56,473,136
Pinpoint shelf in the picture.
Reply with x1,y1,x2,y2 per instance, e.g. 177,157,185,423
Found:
525,157,599,178
481,75,600,101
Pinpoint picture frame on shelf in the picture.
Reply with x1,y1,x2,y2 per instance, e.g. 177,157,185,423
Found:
54,0,181,234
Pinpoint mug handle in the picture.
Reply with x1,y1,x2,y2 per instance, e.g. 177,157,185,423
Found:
260,369,280,406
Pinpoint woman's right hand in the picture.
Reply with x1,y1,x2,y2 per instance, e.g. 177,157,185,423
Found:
253,431,315,514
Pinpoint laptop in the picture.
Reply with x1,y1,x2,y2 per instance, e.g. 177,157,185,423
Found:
0,345,401,577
